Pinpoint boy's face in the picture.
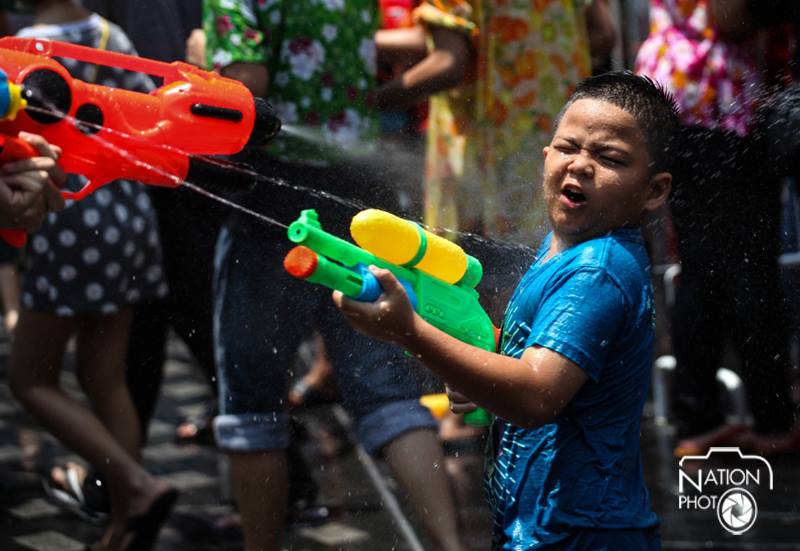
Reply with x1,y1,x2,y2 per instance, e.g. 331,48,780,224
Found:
542,98,671,246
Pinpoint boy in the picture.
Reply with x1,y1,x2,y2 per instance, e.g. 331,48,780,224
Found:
334,71,678,550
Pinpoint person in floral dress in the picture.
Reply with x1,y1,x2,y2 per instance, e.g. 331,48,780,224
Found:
373,0,593,328
204,1,465,550
414,0,592,247
636,0,798,456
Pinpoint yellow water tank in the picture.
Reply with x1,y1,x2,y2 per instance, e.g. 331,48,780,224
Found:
350,209,481,287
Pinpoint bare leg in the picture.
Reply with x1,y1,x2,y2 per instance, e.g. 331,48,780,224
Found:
230,451,289,551
288,333,334,408
0,263,20,335
439,409,485,442
77,311,176,547
9,309,171,548
382,428,464,551
75,310,141,462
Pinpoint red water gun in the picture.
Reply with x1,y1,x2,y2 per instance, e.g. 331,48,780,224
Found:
0,36,281,246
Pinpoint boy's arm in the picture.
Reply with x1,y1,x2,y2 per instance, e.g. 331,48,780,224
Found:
334,267,587,428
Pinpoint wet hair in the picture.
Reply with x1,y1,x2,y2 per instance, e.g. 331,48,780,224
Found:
556,71,681,174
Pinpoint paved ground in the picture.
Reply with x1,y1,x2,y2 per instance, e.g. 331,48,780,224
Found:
0,336,491,551
0,335,799,550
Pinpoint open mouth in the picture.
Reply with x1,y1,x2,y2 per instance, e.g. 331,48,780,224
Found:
561,186,587,205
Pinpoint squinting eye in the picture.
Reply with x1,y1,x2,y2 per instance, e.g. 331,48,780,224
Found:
601,156,623,166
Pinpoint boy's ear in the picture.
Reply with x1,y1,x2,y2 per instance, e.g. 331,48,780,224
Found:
542,146,550,159
643,172,672,213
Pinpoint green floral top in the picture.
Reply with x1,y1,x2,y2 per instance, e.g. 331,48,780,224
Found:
203,0,379,164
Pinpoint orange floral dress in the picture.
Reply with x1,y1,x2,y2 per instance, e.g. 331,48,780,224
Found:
418,0,591,246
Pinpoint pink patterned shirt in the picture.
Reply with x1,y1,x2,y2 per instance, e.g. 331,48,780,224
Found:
635,0,762,136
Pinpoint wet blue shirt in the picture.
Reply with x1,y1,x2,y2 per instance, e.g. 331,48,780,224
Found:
485,229,659,550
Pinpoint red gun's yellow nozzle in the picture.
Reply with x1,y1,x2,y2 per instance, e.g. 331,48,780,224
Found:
284,246,318,279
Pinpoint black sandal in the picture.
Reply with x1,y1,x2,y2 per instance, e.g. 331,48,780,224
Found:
83,489,178,551
123,488,179,551
42,462,108,524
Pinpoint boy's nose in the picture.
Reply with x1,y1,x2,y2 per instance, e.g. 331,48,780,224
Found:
566,152,593,177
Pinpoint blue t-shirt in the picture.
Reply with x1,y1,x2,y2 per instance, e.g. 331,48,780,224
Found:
485,229,659,550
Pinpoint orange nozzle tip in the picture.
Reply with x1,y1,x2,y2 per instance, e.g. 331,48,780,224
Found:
419,393,451,420
284,246,318,279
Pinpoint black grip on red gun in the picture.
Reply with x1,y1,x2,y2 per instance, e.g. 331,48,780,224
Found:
247,97,282,146
183,99,279,196
0,136,41,247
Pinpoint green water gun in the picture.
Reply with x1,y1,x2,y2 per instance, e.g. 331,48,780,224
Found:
283,208,497,427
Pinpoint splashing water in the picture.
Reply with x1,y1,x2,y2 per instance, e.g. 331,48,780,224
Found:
180,181,287,229
22,103,534,257
279,123,329,147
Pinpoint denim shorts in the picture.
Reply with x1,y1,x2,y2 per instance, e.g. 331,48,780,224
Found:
212,224,436,454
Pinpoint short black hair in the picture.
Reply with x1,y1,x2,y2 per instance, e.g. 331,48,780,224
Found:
556,71,681,174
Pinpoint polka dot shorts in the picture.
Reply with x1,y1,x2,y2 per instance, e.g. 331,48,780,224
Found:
21,176,168,316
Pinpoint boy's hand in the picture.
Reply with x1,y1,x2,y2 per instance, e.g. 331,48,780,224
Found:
332,266,417,346
445,385,478,415
0,132,66,230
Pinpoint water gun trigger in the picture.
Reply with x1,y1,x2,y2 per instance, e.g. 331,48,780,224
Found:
60,176,108,201
7,146,116,202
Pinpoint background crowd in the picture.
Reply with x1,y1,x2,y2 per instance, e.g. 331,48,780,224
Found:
0,0,799,550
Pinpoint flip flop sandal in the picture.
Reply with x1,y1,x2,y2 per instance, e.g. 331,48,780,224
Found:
174,415,216,446
41,464,108,524
82,488,179,551
123,488,179,551
289,377,337,407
